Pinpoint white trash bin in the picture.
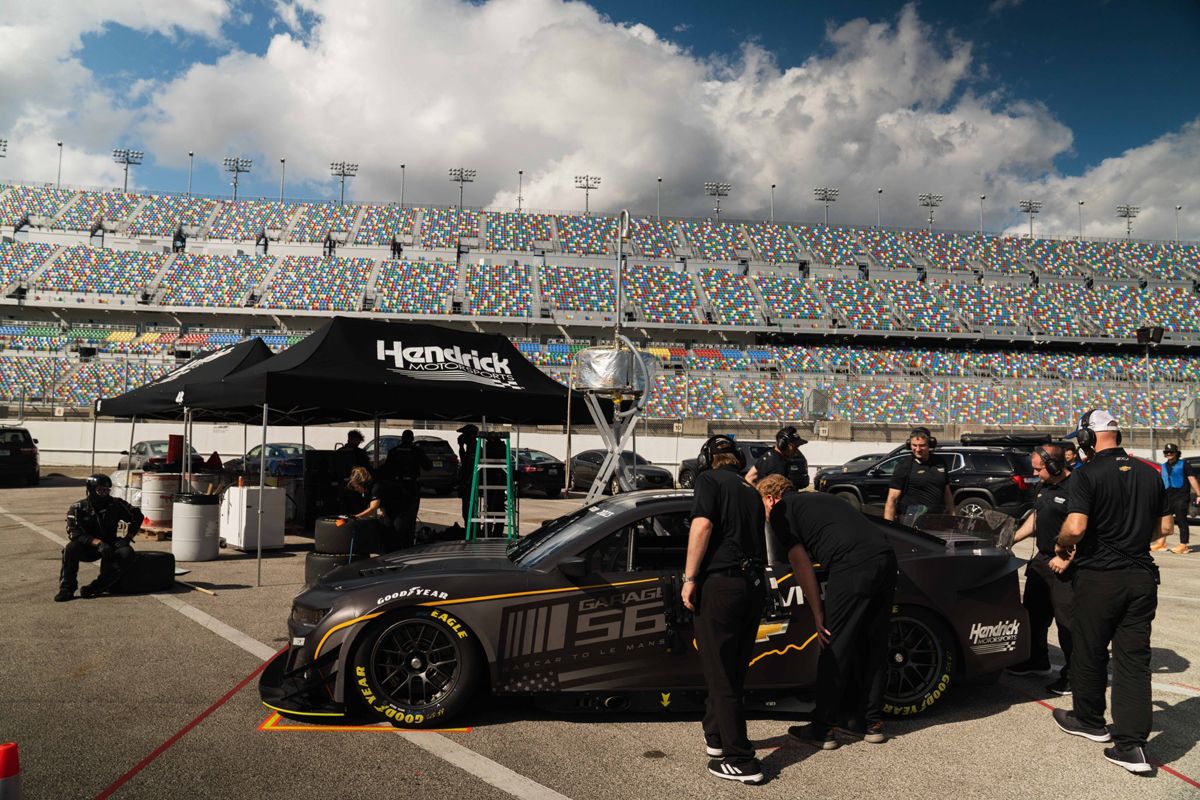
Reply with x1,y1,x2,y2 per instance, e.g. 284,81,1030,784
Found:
171,494,220,562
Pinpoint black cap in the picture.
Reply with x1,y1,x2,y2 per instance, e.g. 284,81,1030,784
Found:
1164,443,1181,454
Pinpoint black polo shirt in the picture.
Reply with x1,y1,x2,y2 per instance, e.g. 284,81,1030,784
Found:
369,478,405,519
691,465,766,574
754,449,810,490
1067,448,1168,571
889,455,950,513
1032,476,1071,556
769,491,893,571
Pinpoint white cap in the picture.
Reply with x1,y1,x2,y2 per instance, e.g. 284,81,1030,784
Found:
1067,409,1120,439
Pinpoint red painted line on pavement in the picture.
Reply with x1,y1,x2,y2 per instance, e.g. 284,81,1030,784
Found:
93,648,285,800
1002,680,1200,789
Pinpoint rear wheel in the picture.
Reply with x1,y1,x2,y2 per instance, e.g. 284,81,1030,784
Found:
883,607,955,716
832,490,861,511
27,471,39,486
350,609,483,727
678,469,695,489
957,496,993,518
544,486,561,499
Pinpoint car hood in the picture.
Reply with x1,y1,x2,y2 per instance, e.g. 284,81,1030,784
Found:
312,540,519,593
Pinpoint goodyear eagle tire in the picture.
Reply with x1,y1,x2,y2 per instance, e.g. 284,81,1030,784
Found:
305,551,367,584
350,608,483,727
882,607,955,717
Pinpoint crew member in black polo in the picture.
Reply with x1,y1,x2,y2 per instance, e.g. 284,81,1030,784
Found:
1154,443,1199,554
1052,410,1171,775
1007,445,1074,695
380,430,432,545
744,425,809,489
883,427,954,523
757,474,889,748
681,435,769,785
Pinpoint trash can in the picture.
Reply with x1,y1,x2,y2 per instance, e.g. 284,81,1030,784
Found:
171,493,220,562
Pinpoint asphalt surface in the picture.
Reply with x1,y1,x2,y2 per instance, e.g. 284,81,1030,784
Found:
3,475,1200,799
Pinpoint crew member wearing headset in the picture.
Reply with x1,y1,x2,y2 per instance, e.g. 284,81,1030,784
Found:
1052,410,1171,775
744,425,809,489
1153,443,1199,554
883,427,955,523
1007,445,1074,695
681,436,777,785
1062,442,1083,471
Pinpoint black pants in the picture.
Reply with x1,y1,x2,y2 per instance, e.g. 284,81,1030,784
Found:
815,552,897,728
1023,554,1074,677
59,539,135,592
1167,489,1190,544
694,573,765,760
1071,566,1158,748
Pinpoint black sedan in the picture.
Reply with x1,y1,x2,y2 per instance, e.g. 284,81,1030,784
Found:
569,449,673,493
260,490,1030,727
515,448,564,498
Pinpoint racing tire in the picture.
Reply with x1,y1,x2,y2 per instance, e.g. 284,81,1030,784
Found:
315,517,380,554
832,490,861,511
350,608,484,727
882,607,955,717
956,496,993,518
114,551,176,594
678,469,695,489
305,550,368,584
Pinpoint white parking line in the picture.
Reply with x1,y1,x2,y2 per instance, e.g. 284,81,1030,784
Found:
0,503,576,800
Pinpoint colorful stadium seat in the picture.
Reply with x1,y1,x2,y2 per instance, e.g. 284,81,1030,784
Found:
373,260,458,315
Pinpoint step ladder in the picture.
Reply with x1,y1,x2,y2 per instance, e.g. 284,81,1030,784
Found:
466,433,517,540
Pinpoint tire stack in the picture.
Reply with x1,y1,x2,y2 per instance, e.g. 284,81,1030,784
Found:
306,517,377,584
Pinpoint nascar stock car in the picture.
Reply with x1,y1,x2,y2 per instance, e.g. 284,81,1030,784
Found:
260,490,1030,727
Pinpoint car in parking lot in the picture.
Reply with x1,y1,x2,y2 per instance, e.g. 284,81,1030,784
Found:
814,446,1037,518
516,448,564,498
224,443,314,475
569,449,673,493
117,440,203,471
676,439,811,489
364,435,459,495
0,426,39,485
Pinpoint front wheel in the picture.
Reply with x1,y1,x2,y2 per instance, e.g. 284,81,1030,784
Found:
956,497,993,518
351,609,483,727
678,469,695,489
883,607,955,717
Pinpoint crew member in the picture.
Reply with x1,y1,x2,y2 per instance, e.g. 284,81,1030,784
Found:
681,436,774,785
757,475,885,747
1052,410,1170,774
456,424,480,525
1007,445,1074,695
379,430,432,545
744,425,809,489
349,466,410,551
55,474,143,602
334,430,371,514
1062,442,1083,472
1155,443,1198,554
883,427,954,523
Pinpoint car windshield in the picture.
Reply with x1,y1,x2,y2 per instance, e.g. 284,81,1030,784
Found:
507,506,607,565
269,444,307,457
149,442,169,455
618,452,650,466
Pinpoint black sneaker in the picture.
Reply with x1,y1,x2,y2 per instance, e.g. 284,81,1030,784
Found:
788,724,839,750
80,582,103,599
53,589,74,602
704,737,724,758
707,757,764,785
1103,745,1151,774
863,722,886,744
1007,659,1052,676
1046,676,1071,696
1052,708,1112,742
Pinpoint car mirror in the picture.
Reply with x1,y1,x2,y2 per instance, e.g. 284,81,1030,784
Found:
558,556,588,579
33,439,38,444
120,450,129,455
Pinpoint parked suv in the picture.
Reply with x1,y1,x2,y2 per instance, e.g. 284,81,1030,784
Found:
814,446,1037,518
677,440,809,490
364,435,459,495
0,426,39,485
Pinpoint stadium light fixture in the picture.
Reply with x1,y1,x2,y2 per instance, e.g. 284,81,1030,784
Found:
111,148,144,194
56,141,63,189
330,161,359,206
1018,199,1042,238
1176,205,1183,243
979,195,986,234
575,175,601,215
918,193,943,231
770,183,776,223
705,181,732,223
1116,204,1139,241
400,164,406,208
0,139,7,158
1077,200,1084,240
813,187,839,226
187,151,194,196
517,169,524,213
876,187,883,228
656,177,663,221
448,167,476,208
223,156,253,202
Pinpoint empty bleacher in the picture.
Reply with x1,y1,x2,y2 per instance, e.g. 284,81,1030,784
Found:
373,260,457,315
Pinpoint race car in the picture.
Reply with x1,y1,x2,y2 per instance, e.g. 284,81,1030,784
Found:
260,490,1030,727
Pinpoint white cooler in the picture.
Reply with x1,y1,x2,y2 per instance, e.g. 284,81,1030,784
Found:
220,486,286,551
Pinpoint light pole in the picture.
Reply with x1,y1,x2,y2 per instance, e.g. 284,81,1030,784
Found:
875,187,882,227
705,181,732,223
1019,199,1042,238
400,164,406,207
656,177,662,221
1077,200,1084,239
575,175,601,215
1117,204,1139,240
56,141,63,189
979,194,986,234
1175,205,1183,242
769,183,776,223
330,161,358,206
813,187,839,226
279,158,286,203
187,151,194,196
223,157,253,202
918,193,943,231
0,139,7,159
517,170,524,212
111,148,144,194
448,167,476,208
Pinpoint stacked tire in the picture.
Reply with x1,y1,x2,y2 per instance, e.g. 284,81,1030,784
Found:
114,550,176,594
306,517,375,584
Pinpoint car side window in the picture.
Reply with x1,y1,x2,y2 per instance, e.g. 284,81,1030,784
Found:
579,526,631,573
967,453,1008,473
631,512,691,571
580,452,601,465
943,453,966,472
876,456,904,476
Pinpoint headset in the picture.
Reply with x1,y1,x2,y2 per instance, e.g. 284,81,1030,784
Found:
1033,446,1065,477
775,425,805,451
1073,408,1122,451
697,434,746,473
907,426,938,450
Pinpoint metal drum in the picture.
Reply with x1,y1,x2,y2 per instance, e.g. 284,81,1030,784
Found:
171,494,220,562
141,473,180,529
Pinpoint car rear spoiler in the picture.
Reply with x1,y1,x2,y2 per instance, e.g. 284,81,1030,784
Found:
915,512,1017,550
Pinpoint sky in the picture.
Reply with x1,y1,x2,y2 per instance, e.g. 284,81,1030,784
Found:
1,0,1198,240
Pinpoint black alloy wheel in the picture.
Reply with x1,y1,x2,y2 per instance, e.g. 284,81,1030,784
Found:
368,617,461,710
678,469,694,489
883,609,955,716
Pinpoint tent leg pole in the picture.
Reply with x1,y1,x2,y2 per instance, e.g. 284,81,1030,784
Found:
373,417,381,469
89,400,98,474
128,417,136,472
257,404,268,588
564,361,575,492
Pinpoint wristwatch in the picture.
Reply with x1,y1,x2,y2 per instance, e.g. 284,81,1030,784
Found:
682,575,697,584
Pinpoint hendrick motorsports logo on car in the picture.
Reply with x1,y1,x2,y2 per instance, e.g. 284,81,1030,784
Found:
377,341,522,389
968,619,1021,655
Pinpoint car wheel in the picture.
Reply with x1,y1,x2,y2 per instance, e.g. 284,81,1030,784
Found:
544,486,561,499
28,471,39,486
957,497,993,518
350,609,483,727
678,469,694,489
832,490,861,511
607,476,620,495
883,607,955,717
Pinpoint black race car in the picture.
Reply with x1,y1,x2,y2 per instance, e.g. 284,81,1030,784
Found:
260,490,1029,727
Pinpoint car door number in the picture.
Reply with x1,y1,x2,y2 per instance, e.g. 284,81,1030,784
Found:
575,601,666,646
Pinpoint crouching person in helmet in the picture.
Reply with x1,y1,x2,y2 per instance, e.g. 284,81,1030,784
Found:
54,474,144,602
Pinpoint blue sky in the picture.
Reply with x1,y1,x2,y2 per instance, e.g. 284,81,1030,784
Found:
4,0,1199,238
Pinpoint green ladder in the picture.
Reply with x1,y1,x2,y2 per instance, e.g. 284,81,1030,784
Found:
465,434,518,540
